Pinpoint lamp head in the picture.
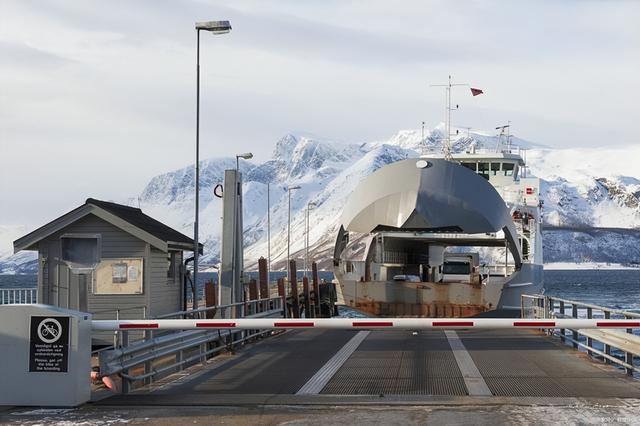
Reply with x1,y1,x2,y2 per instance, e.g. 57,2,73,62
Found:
196,20,232,34
236,152,253,160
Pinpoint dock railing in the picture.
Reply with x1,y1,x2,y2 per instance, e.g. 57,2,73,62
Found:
0,288,37,305
98,296,284,393
522,294,640,376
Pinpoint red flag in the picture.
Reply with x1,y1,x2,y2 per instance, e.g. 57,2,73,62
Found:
470,88,484,96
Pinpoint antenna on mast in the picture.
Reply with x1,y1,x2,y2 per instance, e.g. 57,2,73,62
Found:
495,121,511,152
430,75,469,160
421,121,426,155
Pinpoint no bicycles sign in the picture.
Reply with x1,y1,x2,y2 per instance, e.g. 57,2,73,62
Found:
29,316,70,373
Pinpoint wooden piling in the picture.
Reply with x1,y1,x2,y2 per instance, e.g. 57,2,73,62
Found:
312,262,320,316
204,279,216,319
258,257,269,299
302,276,311,318
249,278,258,301
289,260,300,318
277,278,286,318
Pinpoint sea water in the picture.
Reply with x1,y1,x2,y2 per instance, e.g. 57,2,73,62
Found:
2,269,639,312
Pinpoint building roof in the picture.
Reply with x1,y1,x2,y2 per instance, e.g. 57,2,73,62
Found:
14,198,202,254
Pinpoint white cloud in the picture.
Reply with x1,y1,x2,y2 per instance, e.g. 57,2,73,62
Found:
1,0,639,226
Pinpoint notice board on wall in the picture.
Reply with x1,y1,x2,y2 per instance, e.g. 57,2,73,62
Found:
93,258,143,295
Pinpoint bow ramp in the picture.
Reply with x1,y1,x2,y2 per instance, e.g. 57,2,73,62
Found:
340,158,523,266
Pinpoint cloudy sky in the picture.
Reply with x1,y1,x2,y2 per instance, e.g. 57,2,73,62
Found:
1,0,639,226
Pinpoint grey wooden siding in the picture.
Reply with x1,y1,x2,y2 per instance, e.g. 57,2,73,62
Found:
148,247,181,317
34,212,185,344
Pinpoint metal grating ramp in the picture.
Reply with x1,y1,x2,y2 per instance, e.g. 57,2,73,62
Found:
321,330,467,395
459,329,640,398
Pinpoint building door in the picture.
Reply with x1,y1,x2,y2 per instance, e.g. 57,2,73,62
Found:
68,271,89,312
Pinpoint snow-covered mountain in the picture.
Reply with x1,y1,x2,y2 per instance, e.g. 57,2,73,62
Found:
0,225,37,274
3,123,640,274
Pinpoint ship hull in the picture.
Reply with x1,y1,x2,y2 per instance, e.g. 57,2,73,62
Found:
336,263,543,318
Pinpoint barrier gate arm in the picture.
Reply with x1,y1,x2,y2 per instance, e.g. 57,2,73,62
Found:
92,318,640,331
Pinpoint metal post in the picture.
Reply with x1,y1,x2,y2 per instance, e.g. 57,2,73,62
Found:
572,304,578,349
113,309,120,348
559,301,565,343
231,166,239,307
288,189,292,278
626,314,634,376
604,311,611,363
267,182,271,281
447,75,451,159
121,330,130,394
586,307,593,357
193,29,201,295
304,204,308,277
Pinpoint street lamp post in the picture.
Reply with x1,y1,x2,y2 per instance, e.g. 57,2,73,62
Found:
305,202,316,278
287,185,301,278
193,20,231,299
267,182,271,282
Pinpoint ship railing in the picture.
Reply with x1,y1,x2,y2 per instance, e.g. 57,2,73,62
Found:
467,145,522,156
98,296,284,394
0,287,38,305
484,264,516,276
522,294,640,376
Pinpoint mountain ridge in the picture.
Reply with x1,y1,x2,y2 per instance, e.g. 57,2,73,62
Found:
2,125,640,274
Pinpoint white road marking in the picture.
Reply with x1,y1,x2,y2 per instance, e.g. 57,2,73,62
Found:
296,331,370,395
444,330,492,396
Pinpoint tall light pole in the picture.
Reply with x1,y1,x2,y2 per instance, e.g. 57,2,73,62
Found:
193,20,231,298
233,152,252,299
267,182,271,282
305,202,316,278
287,185,301,278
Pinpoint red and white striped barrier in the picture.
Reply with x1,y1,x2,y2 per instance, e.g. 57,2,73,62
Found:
91,318,640,331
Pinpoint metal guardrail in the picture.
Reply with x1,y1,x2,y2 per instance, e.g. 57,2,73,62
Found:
522,294,640,376
0,288,37,304
98,296,284,393
155,297,280,319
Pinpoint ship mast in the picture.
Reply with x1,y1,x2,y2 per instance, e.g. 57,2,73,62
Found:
431,75,468,160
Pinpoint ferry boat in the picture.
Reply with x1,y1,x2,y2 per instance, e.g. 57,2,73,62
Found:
333,134,544,317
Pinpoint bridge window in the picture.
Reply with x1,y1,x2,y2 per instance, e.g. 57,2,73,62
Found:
491,162,501,175
477,162,490,180
461,162,476,172
503,163,514,176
